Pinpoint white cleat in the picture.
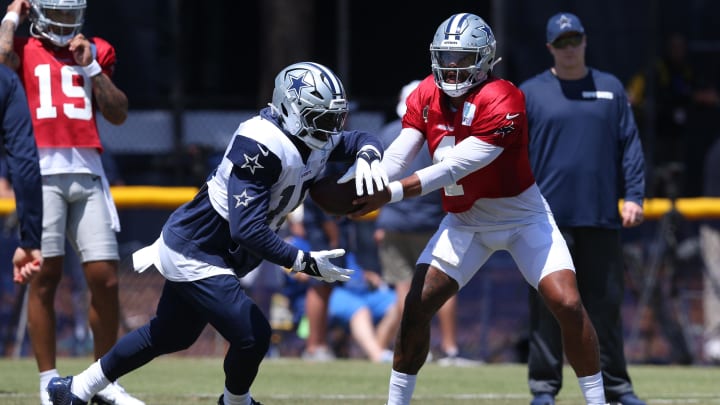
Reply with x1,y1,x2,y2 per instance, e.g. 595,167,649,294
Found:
92,382,144,405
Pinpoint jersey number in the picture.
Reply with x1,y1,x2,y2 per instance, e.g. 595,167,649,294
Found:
433,136,465,196
267,179,314,228
34,64,92,121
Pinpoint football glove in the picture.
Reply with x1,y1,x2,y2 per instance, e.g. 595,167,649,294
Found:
291,249,353,283
337,147,389,196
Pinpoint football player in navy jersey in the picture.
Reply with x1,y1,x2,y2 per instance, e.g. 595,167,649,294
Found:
351,13,607,405
46,61,388,405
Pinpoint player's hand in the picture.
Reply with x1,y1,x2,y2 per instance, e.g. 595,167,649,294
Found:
337,147,388,196
348,189,391,219
621,200,644,228
6,0,30,22
291,249,353,283
68,34,93,66
12,247,42,284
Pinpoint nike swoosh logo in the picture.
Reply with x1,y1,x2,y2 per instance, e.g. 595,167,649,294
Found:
257,143,269,156
505,113,519,120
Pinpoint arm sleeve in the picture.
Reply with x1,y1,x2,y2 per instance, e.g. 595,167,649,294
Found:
618,94,645,204
226,166,299,268
414,137,503,196
2,72,42,248
381,128,425,180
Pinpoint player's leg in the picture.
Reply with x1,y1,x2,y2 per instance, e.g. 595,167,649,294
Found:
69,174,121,360
203,275,271,405
69,174,145,404
388,225,490,405
537,271,600,376
511,220,605,405
394,263,458,373
436,294,458,357
30,175,68,405
527,283,564,399
52,280,207,403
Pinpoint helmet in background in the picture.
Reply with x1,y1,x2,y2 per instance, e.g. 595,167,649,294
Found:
271,62,349,151
430,13,496,97
29,0,86,47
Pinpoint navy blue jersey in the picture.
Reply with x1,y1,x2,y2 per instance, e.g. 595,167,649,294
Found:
0,64,42,248
520,68,645,228
161,107,382,277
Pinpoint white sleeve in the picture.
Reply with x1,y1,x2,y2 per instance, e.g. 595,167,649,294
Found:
381,128,425,181
415,137,503,196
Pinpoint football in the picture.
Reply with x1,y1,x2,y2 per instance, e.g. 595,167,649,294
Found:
309,173,365,216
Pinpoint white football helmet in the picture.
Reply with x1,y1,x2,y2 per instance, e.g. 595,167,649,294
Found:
430,13,496,97
271,62,349,151
29,0,86,47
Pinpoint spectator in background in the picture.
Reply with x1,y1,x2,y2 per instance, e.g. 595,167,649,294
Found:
0,62,42,285
520,12,646,405
327,265,397,363
299,196,347,361
699,137,720,364
626,32,694,170
375,80,479,365
626,32,720,196
353,13,608,405
0,1,136,403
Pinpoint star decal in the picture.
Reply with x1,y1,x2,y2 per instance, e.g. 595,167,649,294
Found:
233,190,255,208
287,71,312,99
557,15,572,29
241,153,264,174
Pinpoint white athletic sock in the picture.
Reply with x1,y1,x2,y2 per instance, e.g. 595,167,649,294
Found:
71,360,110,401
578,372,606,405
40,369,60,405
222,387,252,405
387,369,416,405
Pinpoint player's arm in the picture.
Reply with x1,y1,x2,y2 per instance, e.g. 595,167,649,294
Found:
69,35,128,125
381,127,425,180
0,0,29,70
2,67,41,251
349,136,503,217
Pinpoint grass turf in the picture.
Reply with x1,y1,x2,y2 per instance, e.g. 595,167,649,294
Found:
0,357,719,404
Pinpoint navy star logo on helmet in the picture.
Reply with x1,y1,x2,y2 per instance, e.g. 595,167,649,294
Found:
287,72,312,100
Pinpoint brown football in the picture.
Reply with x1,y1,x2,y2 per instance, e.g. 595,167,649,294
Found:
309,173,365,216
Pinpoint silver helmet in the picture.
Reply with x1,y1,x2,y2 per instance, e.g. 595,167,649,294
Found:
271,62,349,151
29,0,86,47
430,13,496,97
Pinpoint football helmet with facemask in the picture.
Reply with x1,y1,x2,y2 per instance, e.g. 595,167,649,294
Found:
29,0,86,47
271,62,349,151
430,13,497,97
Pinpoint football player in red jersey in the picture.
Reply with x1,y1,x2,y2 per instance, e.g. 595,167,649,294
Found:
0,1,140,404
351,13,607,405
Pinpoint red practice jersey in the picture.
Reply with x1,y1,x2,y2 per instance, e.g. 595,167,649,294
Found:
402,75,535,213
14,37,117,151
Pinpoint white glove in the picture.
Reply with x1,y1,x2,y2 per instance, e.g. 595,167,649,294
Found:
291,249,353,283
337,147,389,196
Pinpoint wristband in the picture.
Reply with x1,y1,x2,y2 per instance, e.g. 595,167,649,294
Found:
82,60,102,78
2,11,19,30
388,181,403,203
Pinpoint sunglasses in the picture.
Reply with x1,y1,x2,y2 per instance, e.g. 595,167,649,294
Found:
551,34,584,49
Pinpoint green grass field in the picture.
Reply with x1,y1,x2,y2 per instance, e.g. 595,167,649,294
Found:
1,357,719,404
